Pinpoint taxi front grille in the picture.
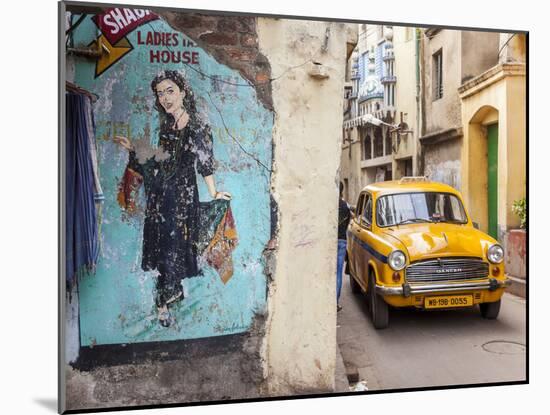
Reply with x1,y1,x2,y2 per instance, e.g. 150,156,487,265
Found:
405,257,489,283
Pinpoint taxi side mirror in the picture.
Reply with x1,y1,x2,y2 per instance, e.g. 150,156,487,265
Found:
473,222,480,229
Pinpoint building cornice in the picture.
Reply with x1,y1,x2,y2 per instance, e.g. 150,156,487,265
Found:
419,127,463,146
361,155,393,169
458,63,526,99
425,28,441,38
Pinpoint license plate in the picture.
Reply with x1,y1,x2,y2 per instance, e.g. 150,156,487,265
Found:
425,295,473,309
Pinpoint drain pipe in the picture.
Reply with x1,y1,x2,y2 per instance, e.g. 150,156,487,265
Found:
415,28,422,176
67,32,107,58
67,46,102,58
67,38,107,58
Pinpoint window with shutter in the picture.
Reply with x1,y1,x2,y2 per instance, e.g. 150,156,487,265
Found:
433,50,443,100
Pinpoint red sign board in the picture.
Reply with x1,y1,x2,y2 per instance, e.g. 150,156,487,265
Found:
92,8,159,45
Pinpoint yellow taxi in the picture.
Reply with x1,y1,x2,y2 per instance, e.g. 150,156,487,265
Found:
346,177,510,329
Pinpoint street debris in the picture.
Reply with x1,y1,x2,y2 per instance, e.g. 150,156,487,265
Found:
349,380,368,392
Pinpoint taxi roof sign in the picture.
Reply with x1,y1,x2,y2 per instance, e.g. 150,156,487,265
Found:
398,176,429,184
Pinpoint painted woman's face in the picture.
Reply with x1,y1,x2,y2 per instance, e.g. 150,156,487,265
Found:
155,79,185,115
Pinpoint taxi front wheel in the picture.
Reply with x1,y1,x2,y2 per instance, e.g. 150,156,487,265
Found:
369,273,389,329
480,299,501,319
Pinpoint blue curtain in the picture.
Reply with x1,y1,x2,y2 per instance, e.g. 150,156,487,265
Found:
66,93,99,285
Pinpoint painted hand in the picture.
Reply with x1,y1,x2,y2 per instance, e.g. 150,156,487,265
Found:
215,191,232,201
114,135,134,151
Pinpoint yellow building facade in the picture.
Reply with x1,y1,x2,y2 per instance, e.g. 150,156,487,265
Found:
459,34,526,237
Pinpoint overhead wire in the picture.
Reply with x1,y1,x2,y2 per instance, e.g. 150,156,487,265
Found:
498,33,517,58
146,21,327,87
70,15,328,172
206,91,272,173
142,20,329,173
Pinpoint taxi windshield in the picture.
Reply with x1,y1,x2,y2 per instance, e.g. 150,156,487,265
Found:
376,192,468,227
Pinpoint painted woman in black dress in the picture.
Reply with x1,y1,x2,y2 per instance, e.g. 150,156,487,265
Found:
115,70,231,327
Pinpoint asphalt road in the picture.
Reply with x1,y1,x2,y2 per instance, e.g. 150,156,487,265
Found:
337,272,527,391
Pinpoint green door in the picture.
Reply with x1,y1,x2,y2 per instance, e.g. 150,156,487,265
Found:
487,124,498,239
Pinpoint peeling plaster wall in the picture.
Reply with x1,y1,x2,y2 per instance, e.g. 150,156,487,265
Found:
421,30,462,135
339,138,363,206
65,285,80,364
423,139,462,190
461,31,499,84
65,8,273,409
420,29,501,189
64,6,351,409
257,18,349,394
70,11,272,348
159,11,273,110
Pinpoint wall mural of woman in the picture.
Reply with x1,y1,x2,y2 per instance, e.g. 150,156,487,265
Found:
69,12,273,347
115,70,232,327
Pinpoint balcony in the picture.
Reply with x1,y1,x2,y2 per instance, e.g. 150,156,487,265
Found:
360,154,394,169
380,75,397,84
358,93,383,103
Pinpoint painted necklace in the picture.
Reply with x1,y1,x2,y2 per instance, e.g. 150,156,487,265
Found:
173,109,188,130
161,115,192,181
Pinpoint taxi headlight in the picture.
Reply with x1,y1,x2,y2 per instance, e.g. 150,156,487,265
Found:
388,250,407,271
487,244,504,264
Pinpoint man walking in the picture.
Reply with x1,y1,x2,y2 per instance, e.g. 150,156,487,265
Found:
337,182,351,311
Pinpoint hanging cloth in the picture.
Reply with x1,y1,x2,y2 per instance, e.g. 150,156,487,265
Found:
83,97,103,200
66,92,100,286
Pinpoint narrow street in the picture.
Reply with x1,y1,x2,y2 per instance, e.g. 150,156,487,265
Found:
337,272,527,390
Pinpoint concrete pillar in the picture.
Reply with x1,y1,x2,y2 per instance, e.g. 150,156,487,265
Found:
258,18,351,395
382,125,387,155
369,128,374,158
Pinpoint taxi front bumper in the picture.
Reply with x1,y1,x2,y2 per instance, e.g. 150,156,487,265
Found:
376,278,511,297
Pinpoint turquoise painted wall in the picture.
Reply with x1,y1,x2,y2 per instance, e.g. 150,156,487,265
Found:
70,12,273,346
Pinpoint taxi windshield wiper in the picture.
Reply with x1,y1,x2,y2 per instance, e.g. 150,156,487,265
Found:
432,218,464,224
395,218,432,226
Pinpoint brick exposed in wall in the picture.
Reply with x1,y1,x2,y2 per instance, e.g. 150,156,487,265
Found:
199,32,239,46
240,33,258,48
159,11,273,110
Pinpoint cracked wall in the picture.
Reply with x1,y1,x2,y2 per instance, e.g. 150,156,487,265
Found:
65,6,273,410
257,18,351,395
64,4,353,411
68,6,272,348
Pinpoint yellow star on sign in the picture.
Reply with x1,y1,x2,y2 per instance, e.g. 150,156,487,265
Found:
89,35,133,78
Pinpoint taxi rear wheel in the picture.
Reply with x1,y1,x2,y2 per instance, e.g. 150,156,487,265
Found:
480,299,501,319
368,273,389,329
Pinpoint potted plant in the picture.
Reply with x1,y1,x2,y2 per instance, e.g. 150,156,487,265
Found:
512,198,526,229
